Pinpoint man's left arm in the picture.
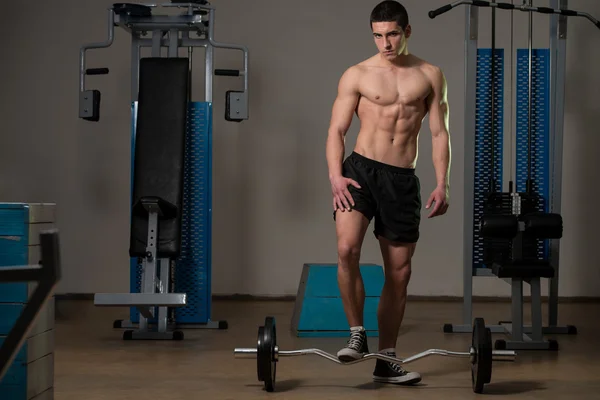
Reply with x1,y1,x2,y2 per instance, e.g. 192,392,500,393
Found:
426,66,451,217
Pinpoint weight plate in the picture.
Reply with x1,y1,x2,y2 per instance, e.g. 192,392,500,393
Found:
258,325,272,390
263,317,277,392
471,317,492,393
484,327,492,383
257,326,265,382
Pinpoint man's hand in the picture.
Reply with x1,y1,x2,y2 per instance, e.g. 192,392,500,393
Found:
330,175,361,212
425,185,449,218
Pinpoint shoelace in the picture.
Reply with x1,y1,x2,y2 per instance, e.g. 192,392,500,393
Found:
389,362,406,374
384,353,406,374
347,331,364,350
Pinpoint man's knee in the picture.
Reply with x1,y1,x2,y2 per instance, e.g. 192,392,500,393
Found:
384,254,413,288
337,241,361,265
390,260,412,280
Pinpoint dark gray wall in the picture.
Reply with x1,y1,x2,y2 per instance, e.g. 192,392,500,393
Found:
0,0,598,298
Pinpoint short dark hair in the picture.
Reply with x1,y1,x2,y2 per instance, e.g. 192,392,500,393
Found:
370,1,409,31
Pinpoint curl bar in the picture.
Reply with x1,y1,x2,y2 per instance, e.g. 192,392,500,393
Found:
429,0,600,30
234,316,516,394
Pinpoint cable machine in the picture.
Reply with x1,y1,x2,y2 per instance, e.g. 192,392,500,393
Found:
429,0,600,350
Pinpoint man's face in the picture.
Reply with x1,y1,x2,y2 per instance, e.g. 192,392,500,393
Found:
371,21,411,59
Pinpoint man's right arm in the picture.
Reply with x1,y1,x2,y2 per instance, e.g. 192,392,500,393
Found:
326,67,362,211
326,67,360,180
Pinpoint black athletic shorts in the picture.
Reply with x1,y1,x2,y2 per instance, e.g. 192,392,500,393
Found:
333,151,422,243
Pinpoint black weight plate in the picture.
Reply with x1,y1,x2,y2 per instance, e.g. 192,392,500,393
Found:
257,326,265,382
471,317,492,393
263,317,277,392
484,327,493,383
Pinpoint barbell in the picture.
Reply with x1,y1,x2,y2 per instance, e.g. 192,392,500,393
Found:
234,316,516,394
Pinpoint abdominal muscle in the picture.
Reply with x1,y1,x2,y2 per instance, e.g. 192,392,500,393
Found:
353,96,426,169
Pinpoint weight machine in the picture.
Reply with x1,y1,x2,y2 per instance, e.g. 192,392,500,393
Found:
429,0,600,350
79,1,249,339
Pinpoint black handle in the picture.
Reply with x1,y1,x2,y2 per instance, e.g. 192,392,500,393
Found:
497,2,515,10
86,68,109,75
537,7,555,14
215,69,240,77
429,4,452,19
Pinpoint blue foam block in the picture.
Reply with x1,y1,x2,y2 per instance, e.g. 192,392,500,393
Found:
291,263,384,337
0,204,30,304
0,202,55,400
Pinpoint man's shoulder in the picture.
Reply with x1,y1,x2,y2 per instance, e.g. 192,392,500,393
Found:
412,55,444,78
343,56,378,75
338,58,375,87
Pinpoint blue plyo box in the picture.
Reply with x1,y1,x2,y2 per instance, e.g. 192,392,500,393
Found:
291,263,384,337
0,203,56,400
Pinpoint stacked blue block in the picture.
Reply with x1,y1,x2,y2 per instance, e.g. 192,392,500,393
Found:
291,263,384,337
0,203,56,400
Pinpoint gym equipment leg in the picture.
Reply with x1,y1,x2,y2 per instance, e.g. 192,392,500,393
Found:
234,316,516,394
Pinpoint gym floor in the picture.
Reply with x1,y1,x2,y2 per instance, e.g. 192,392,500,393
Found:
53,299,600,399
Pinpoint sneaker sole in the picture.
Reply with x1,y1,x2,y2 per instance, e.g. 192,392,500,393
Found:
337,353,367,362
372,375,422,385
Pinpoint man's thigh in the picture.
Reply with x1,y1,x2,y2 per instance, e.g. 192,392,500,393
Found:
378,235,417,271
335,208,371,249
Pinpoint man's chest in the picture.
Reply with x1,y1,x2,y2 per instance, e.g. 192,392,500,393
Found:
359,70,431,107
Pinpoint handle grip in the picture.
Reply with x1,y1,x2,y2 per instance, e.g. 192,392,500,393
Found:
215,69,240,77
429,4,452,18
86,68,109,75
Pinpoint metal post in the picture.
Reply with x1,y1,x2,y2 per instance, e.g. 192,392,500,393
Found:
206,45,214,103
139,211,159,330
530,278,543,341
511,279,523,341
168,29,179,58
462,4,478,328
131,33,141,103
152,30,162,57
205,11,214,103
158,258,170,333
547,0,567,330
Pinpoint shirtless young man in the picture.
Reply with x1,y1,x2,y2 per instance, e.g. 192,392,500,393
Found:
325,1,451,385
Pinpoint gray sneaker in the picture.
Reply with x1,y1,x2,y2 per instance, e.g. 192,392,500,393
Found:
337,329,369,362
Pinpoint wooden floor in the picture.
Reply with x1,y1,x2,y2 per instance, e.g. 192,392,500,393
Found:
52,299,600,399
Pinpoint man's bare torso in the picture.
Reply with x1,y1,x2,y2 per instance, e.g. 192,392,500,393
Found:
351,54,436,169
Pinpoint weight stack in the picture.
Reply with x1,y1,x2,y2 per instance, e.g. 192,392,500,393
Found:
0,203,56,400
482,192,542,267
291,263,384,337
